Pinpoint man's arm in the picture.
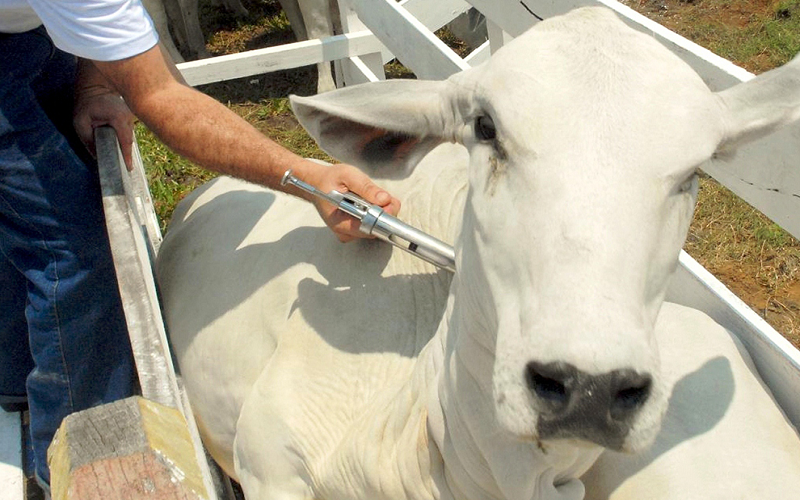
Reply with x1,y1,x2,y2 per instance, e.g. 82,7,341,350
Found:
88,43,400,241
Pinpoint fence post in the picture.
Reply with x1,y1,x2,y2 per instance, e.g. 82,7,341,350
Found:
47,127,232,500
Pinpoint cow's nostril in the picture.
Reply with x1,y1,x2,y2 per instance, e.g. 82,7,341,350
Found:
610,376,651,419
526,362,572,410
532,373,567,402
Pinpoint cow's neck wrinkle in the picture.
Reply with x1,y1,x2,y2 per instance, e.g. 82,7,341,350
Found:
428,277,602,500
310,309,443,499
314,278,597,500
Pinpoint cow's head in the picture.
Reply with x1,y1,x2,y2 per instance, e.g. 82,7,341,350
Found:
291,7,800,453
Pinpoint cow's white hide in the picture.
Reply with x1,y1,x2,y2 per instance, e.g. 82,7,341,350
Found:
582,302,800,499
157,7,800,499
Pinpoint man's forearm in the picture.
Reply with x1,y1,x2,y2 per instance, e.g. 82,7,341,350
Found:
92,44,320,196
89,42,401,242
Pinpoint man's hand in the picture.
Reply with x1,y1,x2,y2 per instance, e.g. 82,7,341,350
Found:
300,162,401,242
73,88,136,171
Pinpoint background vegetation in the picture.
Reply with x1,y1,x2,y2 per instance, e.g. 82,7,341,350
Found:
137,0,800,348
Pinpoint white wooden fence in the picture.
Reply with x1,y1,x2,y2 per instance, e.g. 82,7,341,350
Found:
4,0,799,498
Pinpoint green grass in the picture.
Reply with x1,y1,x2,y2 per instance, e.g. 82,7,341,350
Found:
690,6,800,70
135,124,217,232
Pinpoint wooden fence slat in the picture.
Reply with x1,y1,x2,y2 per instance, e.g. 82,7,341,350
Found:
463,0,541,37
400,0,473,34
94,127,227,500
177,30,387,87
96,127,180,409
178,0,474,88
348,0,470,80
336,0,387,86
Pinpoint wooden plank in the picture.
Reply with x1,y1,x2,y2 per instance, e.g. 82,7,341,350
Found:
342,55,383,85
177,30,387,87
465,0,541,37
336,0,386,86
349,0,470,80
95,128,228,500
0,411,23,500
178,0,473,87
96,127,180,410
467,0,800,241
486,18,513,55
668,251,800,428
464,40,490,66
49,398,208,500
400,0,473,33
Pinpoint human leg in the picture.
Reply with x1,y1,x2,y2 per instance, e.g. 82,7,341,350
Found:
0,29,136,485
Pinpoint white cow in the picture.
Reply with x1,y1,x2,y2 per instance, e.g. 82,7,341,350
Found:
156,7,800,499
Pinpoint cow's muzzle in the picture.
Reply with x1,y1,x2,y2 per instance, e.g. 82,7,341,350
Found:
526,360,652,450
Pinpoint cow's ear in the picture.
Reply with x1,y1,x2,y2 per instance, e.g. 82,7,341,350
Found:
290,79,456,178
716,53,800,153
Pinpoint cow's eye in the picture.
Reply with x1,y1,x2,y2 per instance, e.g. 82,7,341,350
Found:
475,115,496,141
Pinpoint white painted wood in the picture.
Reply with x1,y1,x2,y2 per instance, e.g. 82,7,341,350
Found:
486,18,514,55
400,0,473,33
336,0,386,87
349,0,470,80
667,251,800,428
465,0,541,37
177,31,387,87
0,411,23,500
336,0,474,71
97,128,180,410
342,55,383,84
464,39,490,66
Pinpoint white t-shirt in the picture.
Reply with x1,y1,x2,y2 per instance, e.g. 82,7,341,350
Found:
0,0,159,61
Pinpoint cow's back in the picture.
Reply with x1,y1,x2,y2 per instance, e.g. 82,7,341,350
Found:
156,143,468,474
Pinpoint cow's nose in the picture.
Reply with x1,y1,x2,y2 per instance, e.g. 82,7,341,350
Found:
525,361,652,448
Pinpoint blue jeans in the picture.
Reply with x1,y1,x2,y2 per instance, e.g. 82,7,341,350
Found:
0,28,136,485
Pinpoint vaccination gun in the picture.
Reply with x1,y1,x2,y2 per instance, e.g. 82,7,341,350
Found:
281,170,455,273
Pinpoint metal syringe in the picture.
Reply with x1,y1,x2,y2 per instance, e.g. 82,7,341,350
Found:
281,170,455,273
